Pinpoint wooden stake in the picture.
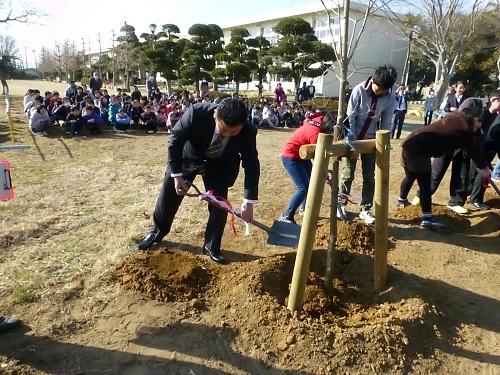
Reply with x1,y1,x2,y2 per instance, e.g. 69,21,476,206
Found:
287,133,332,312
299,139,377,160
374,130,390,291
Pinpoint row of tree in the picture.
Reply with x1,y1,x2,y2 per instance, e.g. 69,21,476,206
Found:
32,18,336,97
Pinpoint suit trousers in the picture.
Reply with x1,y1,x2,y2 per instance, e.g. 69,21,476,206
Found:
152,166,229,252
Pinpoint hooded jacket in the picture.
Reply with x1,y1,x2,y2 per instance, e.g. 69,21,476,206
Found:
346,77,396,141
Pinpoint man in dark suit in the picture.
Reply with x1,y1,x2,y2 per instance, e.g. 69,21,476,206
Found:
138,98,260,264
89,72,102,95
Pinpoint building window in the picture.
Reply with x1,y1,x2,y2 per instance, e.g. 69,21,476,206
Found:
314,18,340,44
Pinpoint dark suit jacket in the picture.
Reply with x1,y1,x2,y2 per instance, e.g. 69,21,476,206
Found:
168,103,260,200
89,77,102,93
444,93,468,113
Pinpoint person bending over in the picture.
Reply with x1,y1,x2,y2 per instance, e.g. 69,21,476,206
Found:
278,111,336,224
397,108,489,229
137,98,260,264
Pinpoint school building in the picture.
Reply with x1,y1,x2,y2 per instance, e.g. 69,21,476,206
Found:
220,2,408,97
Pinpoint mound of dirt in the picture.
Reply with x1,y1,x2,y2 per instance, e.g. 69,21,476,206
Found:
315,219,375,255
393,204,470,233
117,250,214,302
484,189,500,208
0,356,48,374
117,243,440,374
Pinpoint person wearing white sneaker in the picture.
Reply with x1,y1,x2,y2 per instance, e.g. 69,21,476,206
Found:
359,209,376,224
447,204,469,214
398,107,490,228
339,65,398,224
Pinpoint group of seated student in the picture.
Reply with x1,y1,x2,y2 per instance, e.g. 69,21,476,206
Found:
23,83,312,137
249,97,308,129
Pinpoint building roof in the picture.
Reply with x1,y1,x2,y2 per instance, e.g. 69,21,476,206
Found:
220,1,395,30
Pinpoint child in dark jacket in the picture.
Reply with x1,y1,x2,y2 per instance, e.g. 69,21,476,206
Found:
131,100,144,129
64,105,84,135
139,105,158,132
82,105,105,134
397,108,490,229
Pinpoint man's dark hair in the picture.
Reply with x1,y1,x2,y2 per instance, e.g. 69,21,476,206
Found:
85,105,94,111
372,65,397,90
36,105,46,112
70,105,80,112
216,98,248,127
34,96,44,103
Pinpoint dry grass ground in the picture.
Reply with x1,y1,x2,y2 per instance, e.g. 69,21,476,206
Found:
0,80,499,375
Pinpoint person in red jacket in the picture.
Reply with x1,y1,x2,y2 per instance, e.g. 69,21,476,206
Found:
278,111,337,224
396,107,490,229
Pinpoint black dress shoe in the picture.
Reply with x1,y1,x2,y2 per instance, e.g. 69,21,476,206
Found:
138,225,164,250
202,246,225,264
137,232,158,250
0,316,21,333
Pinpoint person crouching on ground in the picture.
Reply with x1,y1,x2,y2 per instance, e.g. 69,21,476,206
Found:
278,111,337,224
396,107,490,229
115,108,131,133
82,105,105,134
29,105,52,136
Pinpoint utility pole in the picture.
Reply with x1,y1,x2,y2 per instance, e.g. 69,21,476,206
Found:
24,46,28,69
32,49,37,69
72,40,76,81
97,33,102,76
82,38,86,78
111,29,116,87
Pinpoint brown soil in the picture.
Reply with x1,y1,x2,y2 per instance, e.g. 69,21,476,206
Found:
392,204,471,233
1,90,499,375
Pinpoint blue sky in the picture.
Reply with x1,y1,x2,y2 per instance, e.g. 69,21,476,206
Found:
1,0,321,68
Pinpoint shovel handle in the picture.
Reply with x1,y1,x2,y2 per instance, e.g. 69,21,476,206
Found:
490,179,500,196
185,180,295,239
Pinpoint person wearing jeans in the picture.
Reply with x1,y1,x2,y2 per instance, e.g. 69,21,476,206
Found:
492,159,500,182
279,112,336,224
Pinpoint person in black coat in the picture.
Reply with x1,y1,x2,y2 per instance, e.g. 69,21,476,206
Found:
138,98,260,263
89,72,102,95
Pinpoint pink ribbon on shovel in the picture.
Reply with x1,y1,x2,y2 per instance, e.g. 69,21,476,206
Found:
197,191,250,236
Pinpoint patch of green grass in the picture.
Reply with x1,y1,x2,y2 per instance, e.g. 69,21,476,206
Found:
12,286,37,304
129,234,141,243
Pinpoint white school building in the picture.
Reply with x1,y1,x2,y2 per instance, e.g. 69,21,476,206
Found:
220,2,408,97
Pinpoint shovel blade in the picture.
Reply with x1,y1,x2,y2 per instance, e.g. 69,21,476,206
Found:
266,220,301,248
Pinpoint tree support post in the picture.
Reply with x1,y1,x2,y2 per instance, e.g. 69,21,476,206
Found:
287,133,333,312
374,130,390,291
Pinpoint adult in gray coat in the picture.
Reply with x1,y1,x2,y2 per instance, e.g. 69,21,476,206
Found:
339,65,397,224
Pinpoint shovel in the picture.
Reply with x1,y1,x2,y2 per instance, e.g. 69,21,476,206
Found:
183,181,301,248
489,178,500,196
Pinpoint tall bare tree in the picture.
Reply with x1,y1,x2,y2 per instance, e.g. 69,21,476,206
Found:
382,0,495,104
115,22,141,90
320,0,398,291
0,34,18,57
38,46,55,79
